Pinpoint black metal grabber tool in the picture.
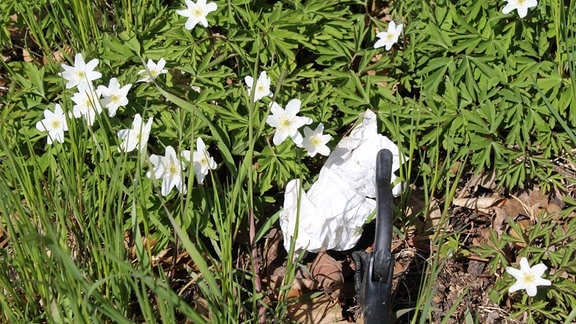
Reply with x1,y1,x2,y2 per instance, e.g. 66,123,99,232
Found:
353,149,395,323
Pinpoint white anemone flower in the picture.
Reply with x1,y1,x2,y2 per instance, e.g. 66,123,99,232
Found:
137,58,167,83
374,21,403,51
266,99,312,146
71,82,102,126
59,53,102,89
117,114,153,153
97,78,132,117
299,123,332,157
244,71,273,102
176,0,217,30
506,257,551,297
36,103,68,144
182,137,217,184
147,146,186,196
502,0,538,18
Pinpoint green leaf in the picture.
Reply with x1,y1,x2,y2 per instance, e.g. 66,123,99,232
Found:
156,87,238,176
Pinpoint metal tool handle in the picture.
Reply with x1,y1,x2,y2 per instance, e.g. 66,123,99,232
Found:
373,149,394,281
358,149,395,323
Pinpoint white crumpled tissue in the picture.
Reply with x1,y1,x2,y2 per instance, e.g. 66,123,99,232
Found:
280,109,403,254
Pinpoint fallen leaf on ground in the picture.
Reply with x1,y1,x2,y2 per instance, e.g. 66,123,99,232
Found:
310,250,344,300
452,197,504,210
286,293,348,323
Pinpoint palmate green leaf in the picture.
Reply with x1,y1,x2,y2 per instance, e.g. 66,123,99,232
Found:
316,39,354,67
420,60,453,95
455,56,478,103
462,110,489,135
209,100,248,133
502,161,528,189
256,143,306,194
560,86,575,120
459,81,476,106
451,36,483,55
534,75,576,146
24,63,46,98
467,55,505,83
8,62,46,99
338,85,370,108
156,87,237,176
0,3,13,48
448,4,482,37
482,102,505,134
431,2,452,31
427,25,453,50
101,38,134,64
265,32,297,61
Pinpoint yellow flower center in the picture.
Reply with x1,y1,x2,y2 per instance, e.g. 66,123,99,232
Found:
192,7,203,17
111,94,119,103
311,136,322,146
280,118,291,128
51,119,61,129
76,71,85,79
522,272,536,284
168,163,179,176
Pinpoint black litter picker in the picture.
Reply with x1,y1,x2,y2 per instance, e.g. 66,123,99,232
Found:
353,149,395,323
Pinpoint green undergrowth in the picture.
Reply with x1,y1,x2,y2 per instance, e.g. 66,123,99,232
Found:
1,0,575,322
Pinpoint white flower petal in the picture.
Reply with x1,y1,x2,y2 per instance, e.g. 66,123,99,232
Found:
285,99,301,116
506,257,551,297
59,53,101,89
36,104,68,144
178,0,217,30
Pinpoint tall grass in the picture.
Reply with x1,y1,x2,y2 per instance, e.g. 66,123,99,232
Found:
0,99,206,321
2,0,576,322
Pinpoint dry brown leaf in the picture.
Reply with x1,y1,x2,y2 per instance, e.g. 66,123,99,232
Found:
425,199,443,230
49,45,74,64
501,196,527,219
310,250,344,300
262,228,283,277
130,236,158,259
22,49,33,62
286,293,346,323
151,248,171,265
507,188,550,221
268,266,316,301
452,197,504,210
491,206,508,234
289,278,317,299
469,171,498,191
546,202,562,218
0,225,8,249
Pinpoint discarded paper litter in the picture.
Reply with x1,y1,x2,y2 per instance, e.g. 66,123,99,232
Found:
280,109,404,253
